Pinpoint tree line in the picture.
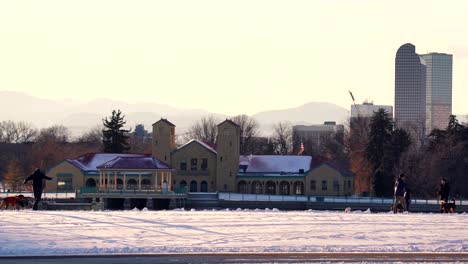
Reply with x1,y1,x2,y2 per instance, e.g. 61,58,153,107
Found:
1,109,466,198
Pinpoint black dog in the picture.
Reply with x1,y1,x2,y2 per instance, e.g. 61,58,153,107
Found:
441,199,456,213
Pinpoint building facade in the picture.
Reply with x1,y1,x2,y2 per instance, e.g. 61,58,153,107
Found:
419,53,453,133
351,102,393,119
395,43,427,137
46,118,354,197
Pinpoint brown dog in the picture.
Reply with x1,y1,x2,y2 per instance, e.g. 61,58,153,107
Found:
441,199,457,213
0,195,26,210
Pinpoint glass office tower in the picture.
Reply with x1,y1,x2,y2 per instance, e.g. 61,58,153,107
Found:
419,53,453,134
395,43,427,137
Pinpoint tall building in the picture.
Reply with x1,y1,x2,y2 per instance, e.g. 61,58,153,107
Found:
351,101,393,119
293,121,344,152
419,53,453,133
395,43,427,137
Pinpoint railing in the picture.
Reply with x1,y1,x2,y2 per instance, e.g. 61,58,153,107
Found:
218,192,468,205
78,185,188,196
0,191,76,199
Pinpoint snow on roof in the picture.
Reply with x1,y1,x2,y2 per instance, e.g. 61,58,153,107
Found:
239,155,312,173
97,156,172,170
177,139,217,154
67,153,149,172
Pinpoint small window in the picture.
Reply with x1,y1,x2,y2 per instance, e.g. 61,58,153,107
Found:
57,178,73,191
201,158,208,171
223,184,228,191
310,180,316,191
191,158,197,171
333,180,339,192
180,160,187,171
220,156,223,162
322,180,328,191
348,180,352,188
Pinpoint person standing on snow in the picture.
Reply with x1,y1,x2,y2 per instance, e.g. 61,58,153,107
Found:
24,168,53,210
438,177,450,213
393,173,407,213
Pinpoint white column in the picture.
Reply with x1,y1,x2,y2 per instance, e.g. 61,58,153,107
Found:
114,172,117,191
99,171,102,190
123,173,127,190
153,173,157,191
167,172,172,191
138,173,142,190
107,172,110,190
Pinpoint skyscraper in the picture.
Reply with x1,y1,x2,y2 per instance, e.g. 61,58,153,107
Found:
419,53,453,133
395,43,427,137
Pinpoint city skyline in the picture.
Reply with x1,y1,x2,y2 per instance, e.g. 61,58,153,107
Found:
1,1,468,116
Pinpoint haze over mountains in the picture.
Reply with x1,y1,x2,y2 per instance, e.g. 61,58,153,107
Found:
0,91,348,136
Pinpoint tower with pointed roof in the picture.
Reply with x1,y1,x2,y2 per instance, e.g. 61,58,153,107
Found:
152,118,176,163
215,119,240,192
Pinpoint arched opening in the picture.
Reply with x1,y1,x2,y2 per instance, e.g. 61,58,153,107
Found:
293,181,304,195
251,181,262,194
279,181,290,195
85,178,96,187
141,179,151,190
200,181,208,192
238,181,248,193
116,178,123,190
190,181,198,192
180,180,187,189
265,181,276,195
127,179,137,190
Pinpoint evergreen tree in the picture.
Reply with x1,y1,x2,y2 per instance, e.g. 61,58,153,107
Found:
366,108,393,169
366,108,411,197
102,110,130,153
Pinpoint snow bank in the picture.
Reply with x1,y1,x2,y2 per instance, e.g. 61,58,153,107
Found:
0,210,467,256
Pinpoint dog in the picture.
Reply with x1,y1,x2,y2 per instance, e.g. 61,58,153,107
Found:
0,195,31,210
441,199,457,213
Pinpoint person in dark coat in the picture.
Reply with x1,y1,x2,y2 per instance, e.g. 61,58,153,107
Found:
404,188,411,212
393,173,407,213
438,177,450,213
24,168,53,210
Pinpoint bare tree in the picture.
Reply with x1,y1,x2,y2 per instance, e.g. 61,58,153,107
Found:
0,120,37,143
231,114,259,155
272,122,293,155
36,125,70,144
184,116,220,144
75,125,103,150
3,159,25,192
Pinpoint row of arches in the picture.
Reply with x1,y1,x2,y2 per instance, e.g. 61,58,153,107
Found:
86,178,153,189
178,180,208,192
238,180,305,195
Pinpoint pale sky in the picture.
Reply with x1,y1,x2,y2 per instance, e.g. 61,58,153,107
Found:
1,1,467,116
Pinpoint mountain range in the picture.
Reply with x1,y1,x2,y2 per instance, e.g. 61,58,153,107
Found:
1,91,349,136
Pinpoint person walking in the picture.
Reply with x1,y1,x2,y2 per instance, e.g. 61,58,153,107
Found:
438,177,450,213
393,173,407,213
24,168,53,210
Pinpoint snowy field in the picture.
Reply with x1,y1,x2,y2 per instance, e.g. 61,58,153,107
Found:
0,209,467,256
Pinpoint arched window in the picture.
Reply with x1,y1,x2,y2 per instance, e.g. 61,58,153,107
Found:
238,181,248,193
180,180,187,189
190,180,198,192
200,181,208,192
85,178,96,187
266,181,276,195
116,178,123,190
294,181,304,195
141,179,151,190
127,179,137,190
279,181,290,195
251,181,262,194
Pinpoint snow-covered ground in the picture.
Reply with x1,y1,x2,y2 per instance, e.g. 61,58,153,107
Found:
0,209,467,256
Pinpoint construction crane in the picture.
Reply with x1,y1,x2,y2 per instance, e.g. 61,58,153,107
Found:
348,90,361,118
